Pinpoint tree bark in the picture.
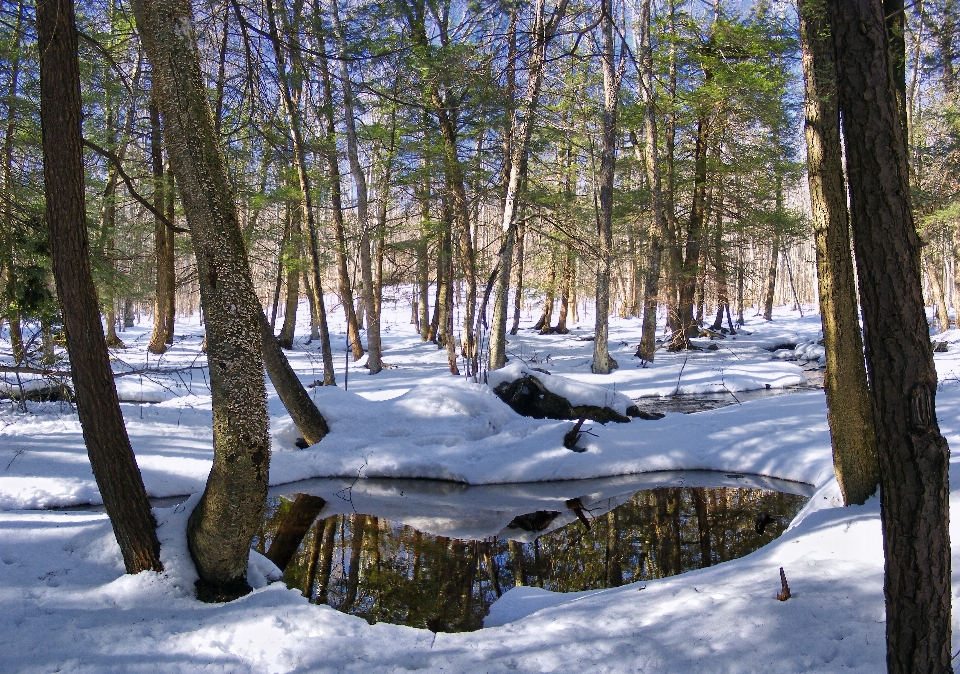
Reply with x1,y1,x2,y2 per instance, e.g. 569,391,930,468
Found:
38,0,162,575
800,0,881,508
762,233,779,321
827,0,951,669
134,0,271,600
592,0,620,374
148,97,176,354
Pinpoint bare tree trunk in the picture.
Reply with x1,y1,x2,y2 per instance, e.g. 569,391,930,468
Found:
509,219,526,335
39,0,162,574
799,0,879,506
828,0,951,668
308,17,361,366
762,234,780,321
554,242,573,333
592,0,620,374
489,0,569,370
277,201,301,350
148,97,176,354
265,0,336,383
329,1,382,373
134,0,272,600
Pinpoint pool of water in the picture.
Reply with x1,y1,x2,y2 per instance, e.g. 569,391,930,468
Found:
255,472,811,632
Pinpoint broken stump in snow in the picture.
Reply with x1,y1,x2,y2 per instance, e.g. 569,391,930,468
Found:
777,567,791,601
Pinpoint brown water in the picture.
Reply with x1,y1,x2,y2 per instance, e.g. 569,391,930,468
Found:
253,475,809,633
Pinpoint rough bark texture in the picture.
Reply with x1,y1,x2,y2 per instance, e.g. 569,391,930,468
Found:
827,0,952,669
133,0,271,601
799,0,880,506
38,0,162,574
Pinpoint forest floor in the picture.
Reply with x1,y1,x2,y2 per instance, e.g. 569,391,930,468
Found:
3,294,960,672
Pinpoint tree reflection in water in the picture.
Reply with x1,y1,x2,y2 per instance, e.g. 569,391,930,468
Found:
253,486,807,633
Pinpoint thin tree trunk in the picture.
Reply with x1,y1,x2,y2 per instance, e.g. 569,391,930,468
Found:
489,0,569,370
277,202,301,350
329,0,382,373
762,233,780,320
592,0,620,374
634,0,666,360
148,97,176,354
39,0,162,574
266,0,336,383
509,219,526,335
827,0,951,669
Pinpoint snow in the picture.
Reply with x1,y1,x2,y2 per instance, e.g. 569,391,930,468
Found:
2,298,960,672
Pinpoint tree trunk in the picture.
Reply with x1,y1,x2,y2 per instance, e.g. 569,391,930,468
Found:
148,98,176,355
592,0,620,374
762,234,780,320
509,219,526,335
259,310,329,445
827,0,952,669
134,0,272,600
38,0,162,575
489,0,569,370
329,0,382,373
799,0,880,507
265,0,336,383
635,0,667,361
671,112,710,348
277,201,301,350
554,242,573,333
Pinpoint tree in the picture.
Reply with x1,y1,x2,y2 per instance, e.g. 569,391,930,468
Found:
591,0,623,374
133,0,271,601
826,0,952,669
798,0,879,505
37,0,162,574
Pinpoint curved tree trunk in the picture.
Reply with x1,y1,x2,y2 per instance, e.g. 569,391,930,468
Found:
827,0,951,669
799,0,879,507
134,0,271,601
39,0,162,574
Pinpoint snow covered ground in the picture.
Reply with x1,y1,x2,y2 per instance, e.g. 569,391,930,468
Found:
3,296,960,672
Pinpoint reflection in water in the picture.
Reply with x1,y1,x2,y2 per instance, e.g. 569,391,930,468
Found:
253,485,807,633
